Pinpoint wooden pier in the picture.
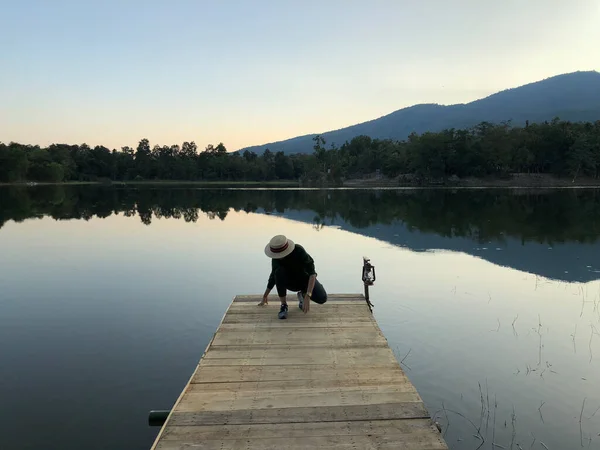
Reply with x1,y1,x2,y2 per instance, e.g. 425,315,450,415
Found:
151,294,448,449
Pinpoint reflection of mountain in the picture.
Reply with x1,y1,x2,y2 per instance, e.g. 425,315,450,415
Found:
272,209,600,283
2,186,600,283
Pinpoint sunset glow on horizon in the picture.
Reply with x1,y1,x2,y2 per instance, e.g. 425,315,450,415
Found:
2,0,599,151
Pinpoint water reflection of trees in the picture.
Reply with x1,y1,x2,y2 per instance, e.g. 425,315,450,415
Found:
1,186,600,245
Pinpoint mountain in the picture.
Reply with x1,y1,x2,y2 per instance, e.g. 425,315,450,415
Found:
238,71,600,155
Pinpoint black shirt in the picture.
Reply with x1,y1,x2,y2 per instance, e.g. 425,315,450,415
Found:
267,244,316,289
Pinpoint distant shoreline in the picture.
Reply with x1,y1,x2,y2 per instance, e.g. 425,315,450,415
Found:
343,173,600,189
2,174,600,189
0,180,301,187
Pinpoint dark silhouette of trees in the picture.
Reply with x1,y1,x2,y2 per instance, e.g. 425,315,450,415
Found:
1,118,599,184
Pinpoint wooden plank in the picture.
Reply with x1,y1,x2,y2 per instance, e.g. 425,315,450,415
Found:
201,345,398,367
201,356,396,367
166,402,431,425
156,421,447,449
160,419,440,440
188,377,413,392
156,435,447,450
209,343,387,350
311,300,372,305
230,301,367,307
218,321,378,329
212,326,383,336
231,301,372,307
176,388,422,412
224,312,374,320
183,380,418,397
228,303,369,312
157,420,447,450
192,364,405,383
233,294,366,303
211,329,386,346
222,314,375,324
225,310,370,318
225,311,371,318
203,345,393,357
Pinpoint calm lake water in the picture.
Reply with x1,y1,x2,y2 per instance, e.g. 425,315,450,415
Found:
1,186,600,450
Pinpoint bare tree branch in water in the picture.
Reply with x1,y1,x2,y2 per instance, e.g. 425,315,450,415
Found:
529,432,536,450
400,348,412,371
478,382,486,432
590,326,595,363
510,405,517,450
536,315,543,367
580,397,587,448
486,379,491,435
442,402,450,438
491,318,501,332
492,394,498,448
432,407,485,450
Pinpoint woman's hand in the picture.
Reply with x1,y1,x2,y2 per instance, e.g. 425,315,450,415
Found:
258,289,270,306
302,294,310,313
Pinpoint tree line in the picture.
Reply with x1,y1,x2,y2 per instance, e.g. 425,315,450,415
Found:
1,118,600,183
2,186,600,246
0,139,310,183
314,118,600,182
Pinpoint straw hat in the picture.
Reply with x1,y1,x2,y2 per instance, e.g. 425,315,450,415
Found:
265,235,295,259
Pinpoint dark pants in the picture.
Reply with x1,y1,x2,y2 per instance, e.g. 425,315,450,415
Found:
274,267,327,304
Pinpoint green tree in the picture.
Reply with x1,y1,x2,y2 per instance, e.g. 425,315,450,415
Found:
567,134,596,181
0,143,29,182
135,138,152,179
313,135,327,172
274,151,294,179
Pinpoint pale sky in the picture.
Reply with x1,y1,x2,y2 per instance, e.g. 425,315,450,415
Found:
1,0,599,151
